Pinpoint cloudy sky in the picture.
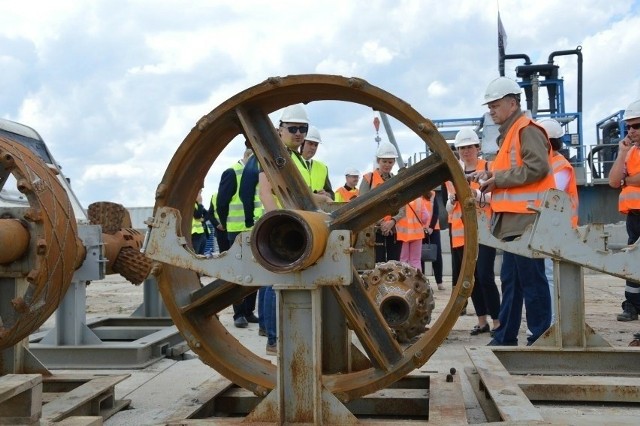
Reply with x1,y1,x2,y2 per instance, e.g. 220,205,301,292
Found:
1,0,639,209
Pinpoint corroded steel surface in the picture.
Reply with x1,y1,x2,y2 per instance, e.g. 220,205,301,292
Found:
89,201,151,284
88,201,127,235
150,74,478,401
0,219,30,264
0,137,85,350
102,229,151,284
361,260,435,343
251,210,329,273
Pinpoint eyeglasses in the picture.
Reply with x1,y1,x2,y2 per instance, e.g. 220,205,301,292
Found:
286,125,309,134
628,123,640,131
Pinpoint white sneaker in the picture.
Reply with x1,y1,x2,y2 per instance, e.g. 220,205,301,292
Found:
437,283,445,291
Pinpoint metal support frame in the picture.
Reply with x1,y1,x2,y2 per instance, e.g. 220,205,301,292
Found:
26,225,184,369
468,189,640,421
28,276,185,369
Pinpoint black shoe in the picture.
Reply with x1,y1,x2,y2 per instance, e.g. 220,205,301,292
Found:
470,324,490,335
234,316,249,328
617,301,638,321
259,328,267,336
246,313,259,323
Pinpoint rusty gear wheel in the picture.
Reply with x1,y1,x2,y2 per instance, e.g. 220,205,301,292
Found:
151,75,477,401
0,137,85,350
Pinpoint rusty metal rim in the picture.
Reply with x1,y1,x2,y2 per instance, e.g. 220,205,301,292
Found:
0,137,83,350
153,74,477,400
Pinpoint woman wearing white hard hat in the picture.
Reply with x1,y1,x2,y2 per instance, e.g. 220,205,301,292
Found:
360,142,405,262
446,129,500,335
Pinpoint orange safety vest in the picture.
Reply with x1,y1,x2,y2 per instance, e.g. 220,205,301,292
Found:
396,197,428,242
619,146,640,214
551,153,579,227
363,170,392,221
335,186,358,202
490,116,555,214
446,159,493,248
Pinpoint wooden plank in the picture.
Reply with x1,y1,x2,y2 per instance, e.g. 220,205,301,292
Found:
166,376,235,421
53,416,103,426
466,347,544,422
427,373,467,425
0,374,42,424
41,375,128,423
0,374,41,403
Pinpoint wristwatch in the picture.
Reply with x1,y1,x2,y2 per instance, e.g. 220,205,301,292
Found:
621,177,626,187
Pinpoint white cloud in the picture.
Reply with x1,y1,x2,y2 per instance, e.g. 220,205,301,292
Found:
1,0,639,210
360,41,395,65
426,81,448,98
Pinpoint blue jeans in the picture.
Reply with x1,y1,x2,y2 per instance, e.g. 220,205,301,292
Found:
264,286,277,345
257,287,266,331
191,233,207,255
493,239,551,345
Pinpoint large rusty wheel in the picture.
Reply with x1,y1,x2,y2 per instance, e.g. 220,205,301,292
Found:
152,75,477,401
0,137,85,350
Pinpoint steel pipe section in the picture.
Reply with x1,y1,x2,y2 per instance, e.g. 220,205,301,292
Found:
0,219,30,264
251,210,329,273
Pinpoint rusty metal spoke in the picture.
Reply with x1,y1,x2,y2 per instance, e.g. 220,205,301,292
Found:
181,279,257,319
329,269,403,371
329,154,451,232
235,106,317,211
151,74,477,401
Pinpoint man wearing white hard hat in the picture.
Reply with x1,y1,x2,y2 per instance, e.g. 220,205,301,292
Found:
360,142,405,262
474,76,555,347
335,167,360,202
609,99,640,322
300,125,334,202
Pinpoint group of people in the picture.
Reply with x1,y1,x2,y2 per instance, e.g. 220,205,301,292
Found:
190,104,367,355
452,81,640,346
192,78,640,352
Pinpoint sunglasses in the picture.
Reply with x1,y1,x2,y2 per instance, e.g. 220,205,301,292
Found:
286,125,309,134
628,123,640,131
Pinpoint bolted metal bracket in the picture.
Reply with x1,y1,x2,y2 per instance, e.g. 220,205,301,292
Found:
144,206,352,288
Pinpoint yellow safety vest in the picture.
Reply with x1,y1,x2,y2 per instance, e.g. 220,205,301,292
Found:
227,162,264,232
192,202,205,235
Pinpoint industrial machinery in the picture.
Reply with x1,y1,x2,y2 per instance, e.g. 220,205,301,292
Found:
0,118,177,423
466,189,640,422
143,74,478,423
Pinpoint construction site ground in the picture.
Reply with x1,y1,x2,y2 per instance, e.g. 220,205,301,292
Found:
41,271,640,425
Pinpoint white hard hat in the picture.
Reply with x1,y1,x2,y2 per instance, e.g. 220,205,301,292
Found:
454,128,480,148
279,104,309,124
345,167,360,176
623,99,640,122
536,118,565,139
483,77,522,104
376,142,398,159
304,125,322,143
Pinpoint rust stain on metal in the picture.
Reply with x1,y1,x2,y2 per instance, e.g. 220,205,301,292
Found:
0,137,84,350
362,260,435,343
148,74,477,405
